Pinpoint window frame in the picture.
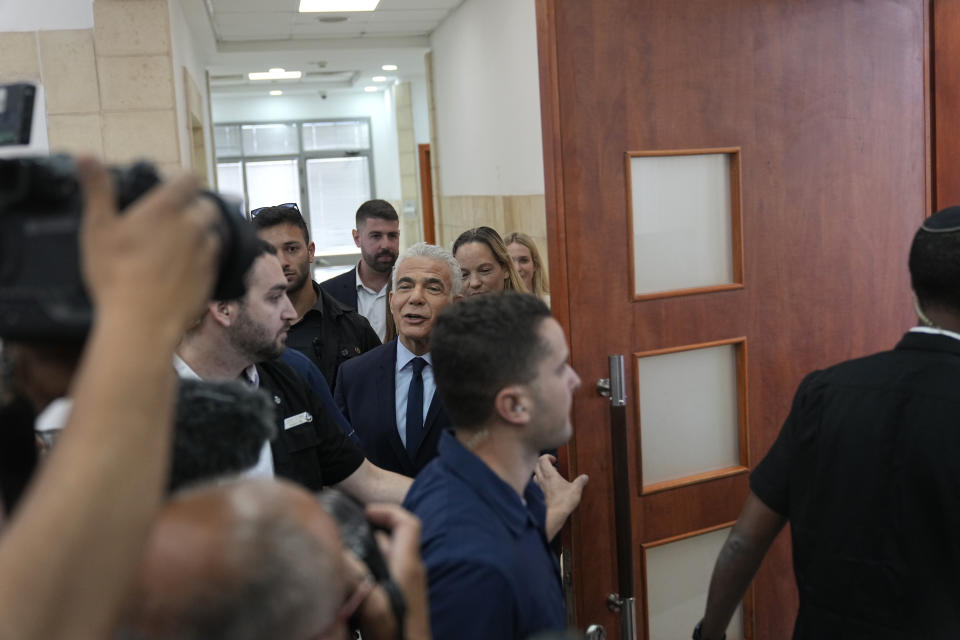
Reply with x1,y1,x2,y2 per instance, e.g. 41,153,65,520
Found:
213,117,376,245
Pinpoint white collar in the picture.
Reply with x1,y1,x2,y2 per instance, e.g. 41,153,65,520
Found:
35,397,72,433
355,262,389,295
908,326,960,343
395,339,431,372
173,354,259,388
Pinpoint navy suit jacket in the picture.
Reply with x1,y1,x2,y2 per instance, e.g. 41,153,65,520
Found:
321,267,358,310
334,339,449,477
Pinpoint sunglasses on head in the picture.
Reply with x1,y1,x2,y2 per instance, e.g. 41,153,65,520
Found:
250,202,300,218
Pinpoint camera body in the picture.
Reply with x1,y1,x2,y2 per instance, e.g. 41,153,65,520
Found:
0,155,260,341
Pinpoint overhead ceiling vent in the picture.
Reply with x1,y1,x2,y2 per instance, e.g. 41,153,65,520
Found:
210,73,246,84
316,15,347,23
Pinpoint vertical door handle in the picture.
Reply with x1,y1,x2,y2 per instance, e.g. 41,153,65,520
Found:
604,355,637,640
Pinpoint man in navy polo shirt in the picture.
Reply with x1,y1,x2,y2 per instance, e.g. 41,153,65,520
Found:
403,292,588,640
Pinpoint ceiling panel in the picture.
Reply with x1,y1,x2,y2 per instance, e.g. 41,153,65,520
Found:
216,12,294,28
211,0,299,13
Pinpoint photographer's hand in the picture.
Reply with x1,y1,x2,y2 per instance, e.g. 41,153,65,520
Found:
534,454,589,541
78,157,220,345
0,158,222,640
364,503,432,640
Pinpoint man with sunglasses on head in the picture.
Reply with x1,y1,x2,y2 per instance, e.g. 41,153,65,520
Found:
253,203,380,392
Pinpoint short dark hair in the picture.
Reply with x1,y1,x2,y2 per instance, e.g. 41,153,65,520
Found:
251,205,310,244
355,199,398,228
909,224,960,313
168,380,277,493
431,292,552,429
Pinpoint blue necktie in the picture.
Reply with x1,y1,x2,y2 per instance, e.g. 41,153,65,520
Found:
405,357,427,458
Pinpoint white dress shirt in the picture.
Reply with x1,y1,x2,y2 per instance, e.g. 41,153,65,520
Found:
394,341,436,447
355,263,389,341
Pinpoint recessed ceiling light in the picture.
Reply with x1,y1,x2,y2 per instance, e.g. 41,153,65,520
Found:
364,86,378,92
299,0,380,12
249,69,303,80
270,90,283,96
372,76,386,82
381,64,398,71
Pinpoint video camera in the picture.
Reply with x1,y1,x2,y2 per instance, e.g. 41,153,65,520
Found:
0,156,261,341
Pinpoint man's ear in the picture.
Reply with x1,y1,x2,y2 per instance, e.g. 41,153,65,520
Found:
352,229,361,248
209,300,236,327
307,241,316,263
493,385,531,426
453,293,465,304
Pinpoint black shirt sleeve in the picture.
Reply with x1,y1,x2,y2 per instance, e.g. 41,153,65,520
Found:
750,371,822,517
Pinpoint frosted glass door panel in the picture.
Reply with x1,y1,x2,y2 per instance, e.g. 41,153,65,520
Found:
637,344,740,487
645,527,744,640
630,153,735,296
245,160,300,213
307,157,371,254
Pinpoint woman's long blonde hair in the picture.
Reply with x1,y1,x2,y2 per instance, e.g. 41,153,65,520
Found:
504,232,550,301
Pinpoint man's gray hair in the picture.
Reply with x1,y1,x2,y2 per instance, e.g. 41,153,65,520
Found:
392,242,463,297
114,481,341,640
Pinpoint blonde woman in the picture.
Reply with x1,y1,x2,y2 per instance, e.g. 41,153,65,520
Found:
452,227,526,296
505,232,550,302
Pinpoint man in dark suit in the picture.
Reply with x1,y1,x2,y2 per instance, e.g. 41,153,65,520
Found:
695,206,960,640
321,199,400,343
334,242,462,477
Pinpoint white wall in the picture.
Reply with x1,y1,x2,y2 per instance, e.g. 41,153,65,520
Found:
211,89,402,200
0,0,93,31
169,0,213,180
429,0,544,196
410,74,430,145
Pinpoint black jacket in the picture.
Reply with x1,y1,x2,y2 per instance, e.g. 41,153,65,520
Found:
257,359,365,491
285,282,380,392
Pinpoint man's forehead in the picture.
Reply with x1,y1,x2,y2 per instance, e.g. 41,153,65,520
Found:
258,222,306,244
397,256,451,283
538,317,568,359
360,218,399,233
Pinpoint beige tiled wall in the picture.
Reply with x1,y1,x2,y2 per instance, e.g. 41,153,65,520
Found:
93,0,171,56
93,0,179,165
0,32,41,81
438,194,549,273
394,82,422,252
39,30,100,115
0,0,183,166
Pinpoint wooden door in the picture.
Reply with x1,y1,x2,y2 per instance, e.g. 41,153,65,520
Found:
536,1,930,638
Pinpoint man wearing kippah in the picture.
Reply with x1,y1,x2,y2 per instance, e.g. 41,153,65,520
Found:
694,208,960,640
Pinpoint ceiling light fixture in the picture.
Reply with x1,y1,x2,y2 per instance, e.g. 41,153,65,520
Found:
381,64,398,71
299,0,380,12
372,75,386,82
248,68,303,81
270,90,283,96
364,86,378,92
